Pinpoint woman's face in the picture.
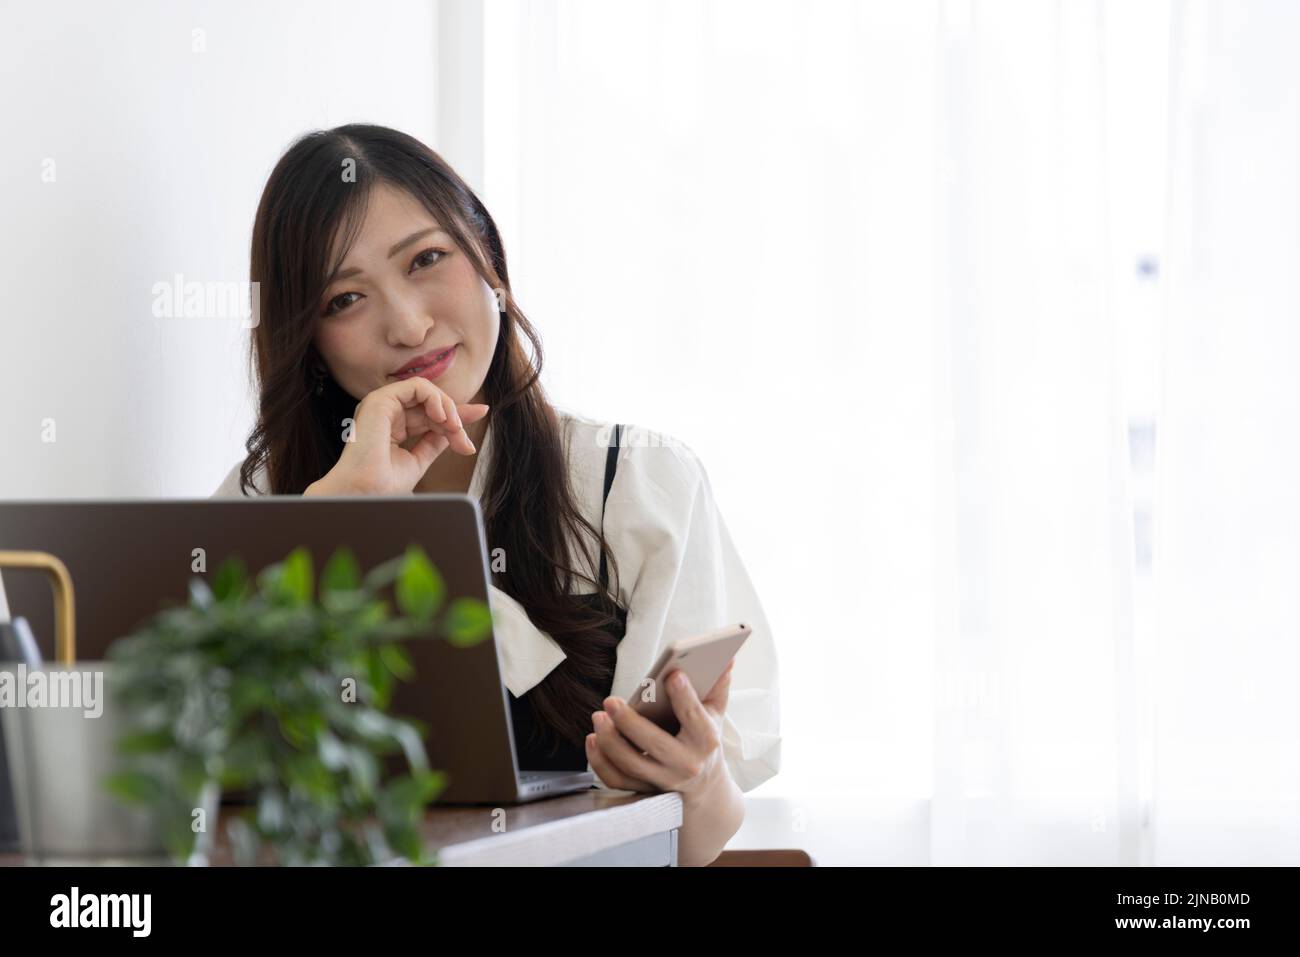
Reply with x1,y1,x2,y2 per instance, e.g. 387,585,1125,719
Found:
313,181,499,407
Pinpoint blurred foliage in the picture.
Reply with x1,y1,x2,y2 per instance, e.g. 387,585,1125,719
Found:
103,544,491,866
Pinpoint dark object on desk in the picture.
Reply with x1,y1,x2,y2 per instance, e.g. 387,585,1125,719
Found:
0,616,44,853
708,849,816,867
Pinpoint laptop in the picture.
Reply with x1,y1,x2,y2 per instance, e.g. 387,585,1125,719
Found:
0,496,597,804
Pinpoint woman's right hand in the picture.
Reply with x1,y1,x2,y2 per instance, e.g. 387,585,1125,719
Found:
304,377,490,496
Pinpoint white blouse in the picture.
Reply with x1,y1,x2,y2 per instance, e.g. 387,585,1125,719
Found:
211,408,781,793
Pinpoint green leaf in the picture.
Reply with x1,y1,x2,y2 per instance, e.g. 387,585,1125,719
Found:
386,823,423,863
388,768,446,806
279,548,314,605
160,816,199,864
178,759,213,799
115,727,175,755
442,597,493,647
358,600,391,629
284,752,337,801
395,546,445,623
230,680,274,718
379,643,414,680
103,770,164,805
321,547,362,596
218,765,252,791
366,652,393,710
212,556,249,603
377,771,445,861
279,711,326,748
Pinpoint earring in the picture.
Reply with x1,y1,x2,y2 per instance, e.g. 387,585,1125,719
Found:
312,363,326,396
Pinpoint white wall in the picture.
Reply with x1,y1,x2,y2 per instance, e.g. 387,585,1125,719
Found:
0,0,441,498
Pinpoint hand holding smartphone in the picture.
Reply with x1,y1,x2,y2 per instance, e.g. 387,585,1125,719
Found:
626,623,750,734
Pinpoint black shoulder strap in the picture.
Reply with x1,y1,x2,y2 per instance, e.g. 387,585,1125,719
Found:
598,424,622,591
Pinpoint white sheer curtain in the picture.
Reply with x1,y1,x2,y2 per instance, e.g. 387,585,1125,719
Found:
1155,0,1300,864
929,0,1140,866
471,0,1297,865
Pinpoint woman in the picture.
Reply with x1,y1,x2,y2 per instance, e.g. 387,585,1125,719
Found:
212,124,779,865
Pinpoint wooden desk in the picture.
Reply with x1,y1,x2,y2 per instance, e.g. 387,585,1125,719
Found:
0,790,684,867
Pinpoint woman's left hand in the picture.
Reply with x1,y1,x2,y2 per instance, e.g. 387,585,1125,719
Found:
586,659,735,802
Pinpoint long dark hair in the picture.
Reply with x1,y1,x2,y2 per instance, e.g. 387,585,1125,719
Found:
241,124,622,752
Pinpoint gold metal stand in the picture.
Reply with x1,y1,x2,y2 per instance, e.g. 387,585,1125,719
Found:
0,551,76,663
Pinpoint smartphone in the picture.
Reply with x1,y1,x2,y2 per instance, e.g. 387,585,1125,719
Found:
627,623,751,734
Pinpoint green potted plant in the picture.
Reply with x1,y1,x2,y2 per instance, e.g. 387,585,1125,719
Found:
103,544,491,866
